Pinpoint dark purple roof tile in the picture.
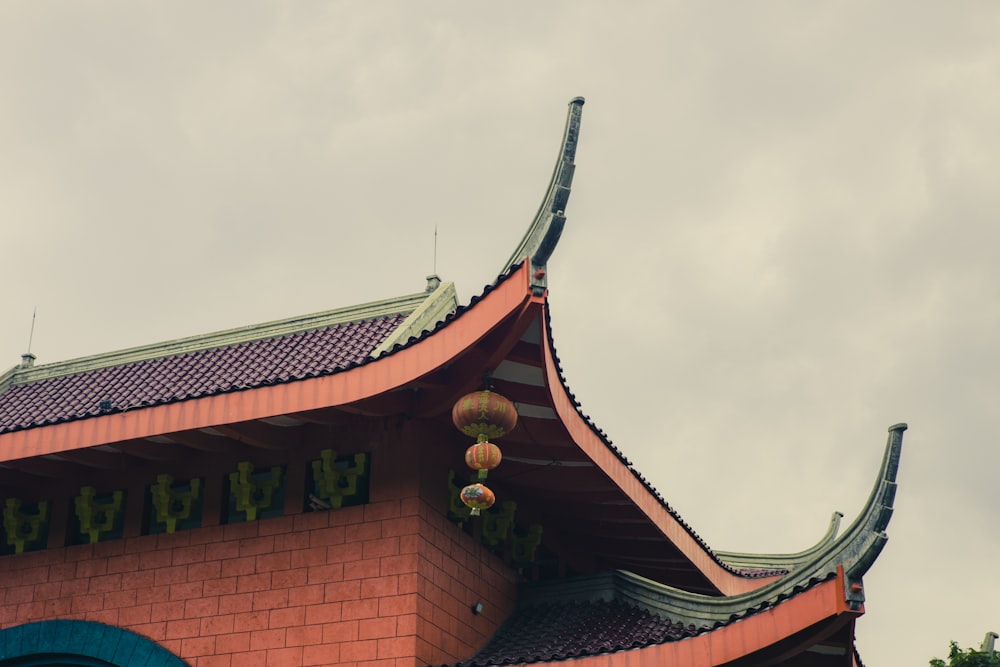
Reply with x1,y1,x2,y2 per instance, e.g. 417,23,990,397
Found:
438,573,836,667
0,314,408,435
451,601,699,667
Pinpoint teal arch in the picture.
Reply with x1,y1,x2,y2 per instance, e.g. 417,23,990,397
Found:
0,621,186,667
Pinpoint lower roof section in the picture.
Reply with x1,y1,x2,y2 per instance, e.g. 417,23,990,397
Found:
447,568,858,667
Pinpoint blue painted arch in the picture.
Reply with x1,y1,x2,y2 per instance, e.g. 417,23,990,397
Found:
0,621,186,667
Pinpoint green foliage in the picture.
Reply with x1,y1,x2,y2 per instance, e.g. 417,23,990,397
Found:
930,641,1000,667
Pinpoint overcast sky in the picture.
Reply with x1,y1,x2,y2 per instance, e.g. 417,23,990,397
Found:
2,3,999,665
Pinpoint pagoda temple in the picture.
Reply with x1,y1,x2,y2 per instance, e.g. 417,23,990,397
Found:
0,98,904,667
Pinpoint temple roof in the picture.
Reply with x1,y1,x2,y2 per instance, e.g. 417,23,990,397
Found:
0,98,903,666
0,284,458,436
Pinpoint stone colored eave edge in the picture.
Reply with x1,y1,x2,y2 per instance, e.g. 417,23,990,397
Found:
512,425,904,627
715,511,844,572
541,301,906,599
442,570,856,667
371,281,459,358
0,290,435,393
502,97,584,297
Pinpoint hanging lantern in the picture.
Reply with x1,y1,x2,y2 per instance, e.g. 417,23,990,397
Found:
465,441,502,480
460,483,496,516
452,390,518,440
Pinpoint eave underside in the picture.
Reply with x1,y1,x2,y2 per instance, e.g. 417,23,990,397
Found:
0,264,746,596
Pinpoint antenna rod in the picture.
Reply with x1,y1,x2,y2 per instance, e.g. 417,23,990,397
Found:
433,225,438,275
27,307,36,354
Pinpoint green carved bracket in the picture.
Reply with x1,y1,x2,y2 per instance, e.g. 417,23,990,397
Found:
481,501,517,547
511,524,544,567
229,462,282,521
447,470,472,526
311,450,367,509
150,475,201,533
75,487,124,544
3,498,49,554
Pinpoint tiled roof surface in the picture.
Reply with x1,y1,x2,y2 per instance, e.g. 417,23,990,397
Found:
444,573,837,667
454,601,699,667
0,314,407,435
733,567,790,578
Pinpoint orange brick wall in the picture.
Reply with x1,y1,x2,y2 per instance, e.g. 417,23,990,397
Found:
0,496,519,667
414,508,518,665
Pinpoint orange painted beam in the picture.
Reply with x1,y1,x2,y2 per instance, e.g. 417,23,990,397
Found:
0,265,535,463
520,575,857,667
539,304,779,596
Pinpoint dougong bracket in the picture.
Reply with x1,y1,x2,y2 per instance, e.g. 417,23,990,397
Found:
151,475,202,533
447,470,473,526
75,487,124,544
229,462,283,521
481,501,517,547
311,450,367,509
511,524,544,567
3,499,49,553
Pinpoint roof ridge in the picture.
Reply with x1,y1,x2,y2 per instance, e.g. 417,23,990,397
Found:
0,291,431,391
371,281,459,357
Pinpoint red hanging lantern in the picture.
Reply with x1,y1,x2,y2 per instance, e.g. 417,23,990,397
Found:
465,441,502,480
452,390,518,440
460,483,495,516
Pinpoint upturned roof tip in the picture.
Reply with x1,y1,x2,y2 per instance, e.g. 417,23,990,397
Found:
503,98,586,294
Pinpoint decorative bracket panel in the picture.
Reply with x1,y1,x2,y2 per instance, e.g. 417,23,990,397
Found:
74,487,124,544
151,474,202,533
481,501,517,547
447,470,472,525
311,450,367,509
512,524,544,567
229,462,282,521
3,498,49,553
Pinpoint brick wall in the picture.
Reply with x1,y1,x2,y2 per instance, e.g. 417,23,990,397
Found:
415,508,517,665
0,496,518,667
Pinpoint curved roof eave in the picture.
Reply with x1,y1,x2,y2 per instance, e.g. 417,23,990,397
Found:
540,303,778,596
500,97,906,599
0,264,536,463
516,424,906,626
506,571,857,667
503,97,585,297
715,511,844,572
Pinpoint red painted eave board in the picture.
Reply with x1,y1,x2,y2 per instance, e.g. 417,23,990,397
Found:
0,265,535,463
537,306,773,597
